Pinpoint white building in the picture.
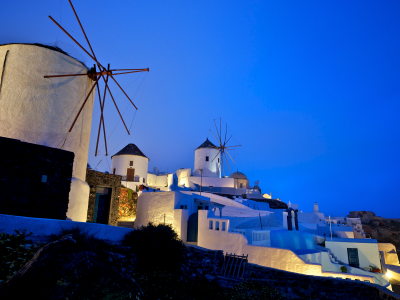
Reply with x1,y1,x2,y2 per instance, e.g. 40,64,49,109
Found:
111,143,150,190
0,43,94,222
193,138,221,178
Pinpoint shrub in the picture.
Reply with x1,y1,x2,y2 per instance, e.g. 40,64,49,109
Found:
122,222,185,272
0,230,42,282
340,266,347,273
48,226,115,253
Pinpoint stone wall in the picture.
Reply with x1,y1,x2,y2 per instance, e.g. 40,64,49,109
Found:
85,170,122,226
0,137,74,220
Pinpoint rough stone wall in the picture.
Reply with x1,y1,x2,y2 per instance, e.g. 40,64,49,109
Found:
85,170,122,226
0,137,74,219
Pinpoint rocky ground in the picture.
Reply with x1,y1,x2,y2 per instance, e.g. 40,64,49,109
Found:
348,211,400,259
1,225,400,299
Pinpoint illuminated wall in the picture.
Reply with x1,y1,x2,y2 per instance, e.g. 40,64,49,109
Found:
0,44,94,222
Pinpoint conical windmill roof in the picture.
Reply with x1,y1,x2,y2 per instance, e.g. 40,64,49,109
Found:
111,143,149,160
196,138,218,150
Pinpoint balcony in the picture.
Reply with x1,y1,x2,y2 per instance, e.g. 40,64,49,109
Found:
121,176,140,182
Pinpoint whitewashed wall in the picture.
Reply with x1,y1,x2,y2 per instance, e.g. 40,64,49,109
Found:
197,211,377,284
0,44,95,222
193,148,220,177
325,240,381,270
189,176,234,188
111,154,149,184
135,191,192,228
176,168,192,187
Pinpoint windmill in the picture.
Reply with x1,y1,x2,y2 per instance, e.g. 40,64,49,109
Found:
209,118,241,177
43,0,149,156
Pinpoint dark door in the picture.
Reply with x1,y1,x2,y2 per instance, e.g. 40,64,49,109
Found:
93,187,112,224
347,248,360,268
127,168,135,181
187,212,198,242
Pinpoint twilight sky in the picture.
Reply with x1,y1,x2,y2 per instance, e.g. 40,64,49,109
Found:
2,1,400,218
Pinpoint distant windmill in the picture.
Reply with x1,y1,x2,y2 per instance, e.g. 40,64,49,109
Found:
209,118,241,176
44,0,149,156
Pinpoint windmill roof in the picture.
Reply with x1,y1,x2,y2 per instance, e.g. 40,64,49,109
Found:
0,43,88,68
111,144,149,160
196,138,218,150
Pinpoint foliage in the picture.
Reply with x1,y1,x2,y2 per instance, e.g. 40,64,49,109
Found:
134,271,287,300
134,270,223,300
118,187,137,219
0,230,42,282
225,280,285,300
136,185,140,192
340,266,347,273
48,226,116,253
122,222,185,273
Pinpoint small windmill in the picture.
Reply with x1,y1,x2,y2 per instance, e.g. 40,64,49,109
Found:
209,118,241,177
43,0,149,156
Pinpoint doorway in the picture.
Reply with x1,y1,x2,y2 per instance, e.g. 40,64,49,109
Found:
93,187,112,224
127,168,135,181
347,248,360,268
187,212,198,242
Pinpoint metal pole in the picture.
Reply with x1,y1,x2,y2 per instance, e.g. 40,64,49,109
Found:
329,215,332,241
199,169,203,195
259,213,263,230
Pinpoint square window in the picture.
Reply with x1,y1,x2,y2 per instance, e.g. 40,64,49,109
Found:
180,205,184,209
113,168,116,175
205,156,209,161
130,161,133,166
209,220,213,229
216,221,220,230
222,222,226,231
143,178,145,183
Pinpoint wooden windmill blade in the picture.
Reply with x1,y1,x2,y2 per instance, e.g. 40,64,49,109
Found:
95,75,107,156
68,76,99,132
214,119,222,142
211,150,220,162
44,0,149,155
223,152,232,174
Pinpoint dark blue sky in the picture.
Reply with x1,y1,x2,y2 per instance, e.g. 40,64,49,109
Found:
2,1,400,217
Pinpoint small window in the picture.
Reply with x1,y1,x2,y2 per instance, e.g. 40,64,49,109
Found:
222,222,226,231
180,205,184,209
205,156,209,161
216,221,220,231
185,205,187,209
113,168,116,175
240,183,243,188
143,178,145,183
218,158,220,163
205,206,209,210
130,161,133,166
209,220,213,229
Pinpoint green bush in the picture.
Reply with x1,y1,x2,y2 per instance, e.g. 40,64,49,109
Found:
122,222,185,273
48,226,115,253
0,230,42,282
